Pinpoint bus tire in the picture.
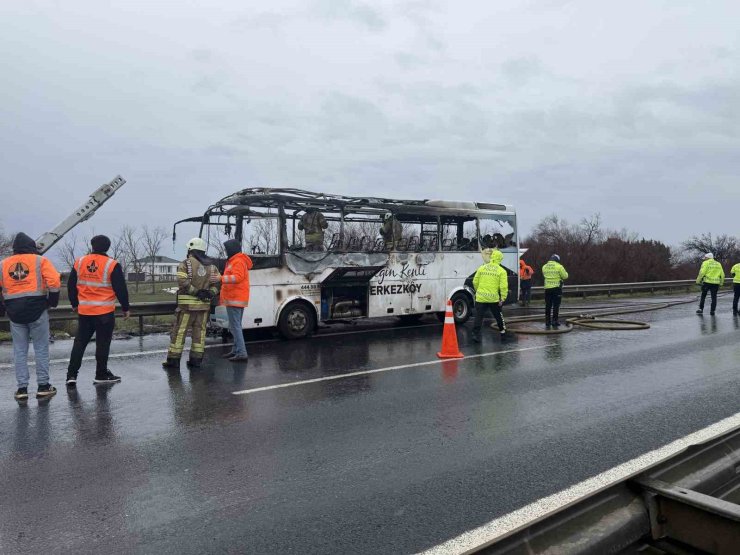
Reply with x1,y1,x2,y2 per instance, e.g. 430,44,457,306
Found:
450,291,473,325
278,301,316,339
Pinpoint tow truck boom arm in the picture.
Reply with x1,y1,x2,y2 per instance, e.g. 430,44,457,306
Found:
35,175,127,255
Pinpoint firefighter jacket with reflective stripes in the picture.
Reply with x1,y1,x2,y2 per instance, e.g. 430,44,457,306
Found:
542,261,569,289
69,254,128,316
220,253,253,308
177,256,220,311
0,254,61,324
696,259,725,285
473,250,508,303
732,263,740,284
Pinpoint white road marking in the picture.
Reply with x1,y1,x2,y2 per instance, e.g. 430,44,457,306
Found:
420,411,740,555
232,344,554,396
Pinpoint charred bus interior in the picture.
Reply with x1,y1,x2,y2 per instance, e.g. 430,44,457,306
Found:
172,189,517,330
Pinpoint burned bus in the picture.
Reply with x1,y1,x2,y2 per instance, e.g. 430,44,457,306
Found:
173,189,518,339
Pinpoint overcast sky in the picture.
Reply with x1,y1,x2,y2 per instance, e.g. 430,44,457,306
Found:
1,0,738,257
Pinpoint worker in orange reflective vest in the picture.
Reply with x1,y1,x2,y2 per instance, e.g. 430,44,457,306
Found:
0,232,61,400
66,235,130,387
220,239,253,361
519,259,534,306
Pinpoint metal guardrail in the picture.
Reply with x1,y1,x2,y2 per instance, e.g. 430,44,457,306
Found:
531,278,733,298
0,301,177,335
478,425,740,554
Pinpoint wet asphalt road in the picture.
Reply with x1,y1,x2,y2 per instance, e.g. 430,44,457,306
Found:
1,296,740,554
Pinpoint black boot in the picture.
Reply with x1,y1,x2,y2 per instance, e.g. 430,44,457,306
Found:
162,357,180,370
186,356,203,369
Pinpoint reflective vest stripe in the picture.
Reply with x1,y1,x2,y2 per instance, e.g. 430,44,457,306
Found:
102,258,116,284
2,290,47,299
79,300,116,306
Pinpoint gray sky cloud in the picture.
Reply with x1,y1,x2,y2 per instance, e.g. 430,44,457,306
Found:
1,0,739,257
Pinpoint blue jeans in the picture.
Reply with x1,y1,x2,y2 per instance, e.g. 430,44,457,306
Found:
226,307,247,356
10,311,51,388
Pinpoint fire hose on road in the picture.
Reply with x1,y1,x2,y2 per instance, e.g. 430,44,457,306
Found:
498,292,732,335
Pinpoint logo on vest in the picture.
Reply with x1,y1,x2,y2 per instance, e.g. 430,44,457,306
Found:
9,262,30,281
197,266,207,277
86,260,99,273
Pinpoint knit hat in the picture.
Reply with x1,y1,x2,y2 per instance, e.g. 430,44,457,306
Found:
90,235,111,253
703,252,714,260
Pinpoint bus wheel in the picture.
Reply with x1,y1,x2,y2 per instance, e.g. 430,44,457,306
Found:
450,292,472,325
278,302,316,339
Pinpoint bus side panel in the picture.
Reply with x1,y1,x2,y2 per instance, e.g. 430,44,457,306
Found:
241,284,275,329
438,252,481,309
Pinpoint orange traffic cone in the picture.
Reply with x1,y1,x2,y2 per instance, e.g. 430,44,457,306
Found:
437,299,464,359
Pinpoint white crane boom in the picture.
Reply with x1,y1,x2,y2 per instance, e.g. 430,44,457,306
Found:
35,175,127,254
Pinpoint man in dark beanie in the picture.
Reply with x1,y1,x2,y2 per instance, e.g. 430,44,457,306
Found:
0,232,61,400
66,234,130,386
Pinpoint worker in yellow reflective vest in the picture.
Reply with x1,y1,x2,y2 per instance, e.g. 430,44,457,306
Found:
471,249,508,342
163,238,221,370
542,254,569,328
732,260,740,316
696,252,724,316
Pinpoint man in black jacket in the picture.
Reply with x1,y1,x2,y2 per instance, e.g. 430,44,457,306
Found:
66,235,130,386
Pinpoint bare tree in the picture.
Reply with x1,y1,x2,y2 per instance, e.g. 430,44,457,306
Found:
141,226,168,293
0,224,13,258
120,225,145,292
56,233,84,271
110,232,127,274
246,217,278,255
681,233,739,265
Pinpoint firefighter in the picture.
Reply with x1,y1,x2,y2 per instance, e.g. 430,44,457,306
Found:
696,252,724,315
66,235,131,387
471,249,508,343
519,259,534,306
298,208,328,251
731,260,740,315
219,239,253,361
0,232,61,400
162,238,221,370
380,214,402,250
542,254,568,327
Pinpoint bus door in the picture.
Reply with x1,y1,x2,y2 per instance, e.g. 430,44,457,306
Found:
319,266,384,320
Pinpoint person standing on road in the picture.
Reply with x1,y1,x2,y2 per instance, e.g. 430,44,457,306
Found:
0,232,61,400
66,235,130,387
162,238,221,370
519,259,534,306
542,254,568,328
696,253,724,316
471,249,509,343
732,260,740,316
220,239,253,361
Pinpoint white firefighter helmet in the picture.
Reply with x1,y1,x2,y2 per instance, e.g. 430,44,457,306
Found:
187,237,207,252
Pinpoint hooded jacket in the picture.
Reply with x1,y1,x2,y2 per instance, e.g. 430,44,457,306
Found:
0,233,61,323
220,240,253,307
519,259,534,281
472,249,508,303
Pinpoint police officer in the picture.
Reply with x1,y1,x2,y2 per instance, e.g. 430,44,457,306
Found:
66,235,130,387
162,238,221,370
542,254,568,328
298,209,328,252
696,252,724,315
0,233,61,400
731,259,740,316
471,249,508,342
